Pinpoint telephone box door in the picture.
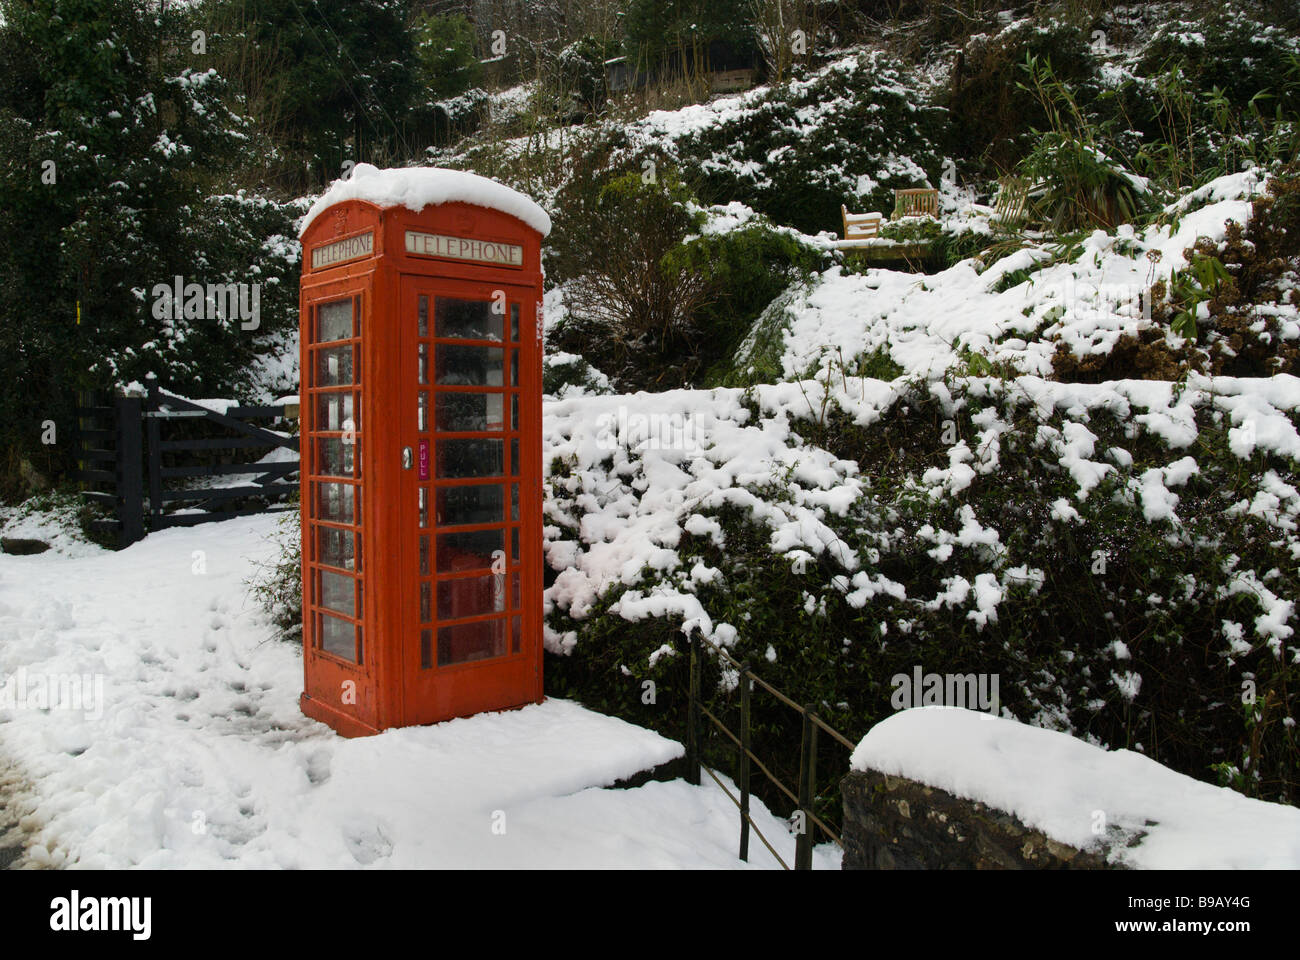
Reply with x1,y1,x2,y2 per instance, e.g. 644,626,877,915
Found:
398,275,542,725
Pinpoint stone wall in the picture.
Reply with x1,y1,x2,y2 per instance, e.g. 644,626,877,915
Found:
841,768,1127,869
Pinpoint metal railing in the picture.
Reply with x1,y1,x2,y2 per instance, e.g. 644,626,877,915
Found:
684,633,858,870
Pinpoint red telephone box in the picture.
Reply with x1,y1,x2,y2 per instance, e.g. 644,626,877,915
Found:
297,167,547,737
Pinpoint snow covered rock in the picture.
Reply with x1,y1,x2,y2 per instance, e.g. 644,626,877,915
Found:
844,708,1300,869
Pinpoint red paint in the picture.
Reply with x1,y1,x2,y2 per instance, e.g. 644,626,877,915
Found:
298,197,545,736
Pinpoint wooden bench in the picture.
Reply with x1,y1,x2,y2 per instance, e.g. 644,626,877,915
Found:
841,204,884,240
992,176,1031,231
892,187,939,219
709,69,756,93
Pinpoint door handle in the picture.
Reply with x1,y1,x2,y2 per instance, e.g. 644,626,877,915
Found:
402,446,413,469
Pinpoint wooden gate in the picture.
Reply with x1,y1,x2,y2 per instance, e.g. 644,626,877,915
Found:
74,374,299,548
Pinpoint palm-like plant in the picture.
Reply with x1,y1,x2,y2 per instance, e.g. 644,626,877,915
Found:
1014,54,1150,232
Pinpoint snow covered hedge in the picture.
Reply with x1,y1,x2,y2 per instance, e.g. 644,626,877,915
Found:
542,373,1300,805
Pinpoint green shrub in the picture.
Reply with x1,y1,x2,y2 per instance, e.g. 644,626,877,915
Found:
246,509,302,643
544,379,1300,809
671,52,948,234
547,166,714,390
947,18,1098,176
671,224,823,384
413,12,482,99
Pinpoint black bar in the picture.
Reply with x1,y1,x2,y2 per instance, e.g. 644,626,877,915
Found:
78,448,118,463
159,483,298,503
159,437,291,452
687,634,701,787
739,660,751,863
161,461,298,479
74,469,116,485
796,705,816,871
152,504,297,529
154,390,296,448
146,377,162,532
223,405,293,418
114,395,145,549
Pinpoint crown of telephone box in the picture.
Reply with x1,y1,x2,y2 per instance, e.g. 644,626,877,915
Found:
299,163,552,239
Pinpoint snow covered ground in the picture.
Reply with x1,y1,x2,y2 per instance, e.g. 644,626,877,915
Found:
0,514,837,869
853,708,1300,869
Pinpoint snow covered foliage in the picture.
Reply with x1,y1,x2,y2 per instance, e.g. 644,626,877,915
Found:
734,169,1298,387
629,51,949,235
542,372,1300,804
0,0,305,480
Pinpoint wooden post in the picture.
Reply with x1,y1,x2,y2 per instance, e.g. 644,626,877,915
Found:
144,374,162,533
114,394,145,549
687,633,701,786
738,660,752,862
796,703,818,870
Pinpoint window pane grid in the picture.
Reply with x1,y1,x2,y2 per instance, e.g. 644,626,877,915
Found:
414,294,529,669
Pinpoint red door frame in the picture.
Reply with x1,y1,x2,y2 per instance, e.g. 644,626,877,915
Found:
397,274,543,727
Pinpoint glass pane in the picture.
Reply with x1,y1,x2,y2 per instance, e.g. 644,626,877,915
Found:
418,295,428,336
316,346,353,387
417,391,428,432
511,527,519,563
511,571,520,608
510,438,519,476
510,350,519,387
510,484,519,521
436,297,503,341
418,487,428,527
510,303,519,342
437,574,507,620
419,535,429,575
420,581,431,623
511,615,521,654
319,613,357,661
318,527,358,571
437,438,503,478
436,392,504,432
437,485,504,526
421,629,432,669
316,392,354,432
317,482,356,523
438,529,503,571
320,569,355,616
438,619,506,666
435,344,503,387
418,343,428,384
317,437,357,477
511,394,519,430
319,300,353,342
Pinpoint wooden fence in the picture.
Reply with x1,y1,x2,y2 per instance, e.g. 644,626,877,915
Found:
74,375,299,548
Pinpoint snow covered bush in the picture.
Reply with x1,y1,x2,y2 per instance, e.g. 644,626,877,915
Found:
542,375,1300,806
664,50,949,234
245,509,302,642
